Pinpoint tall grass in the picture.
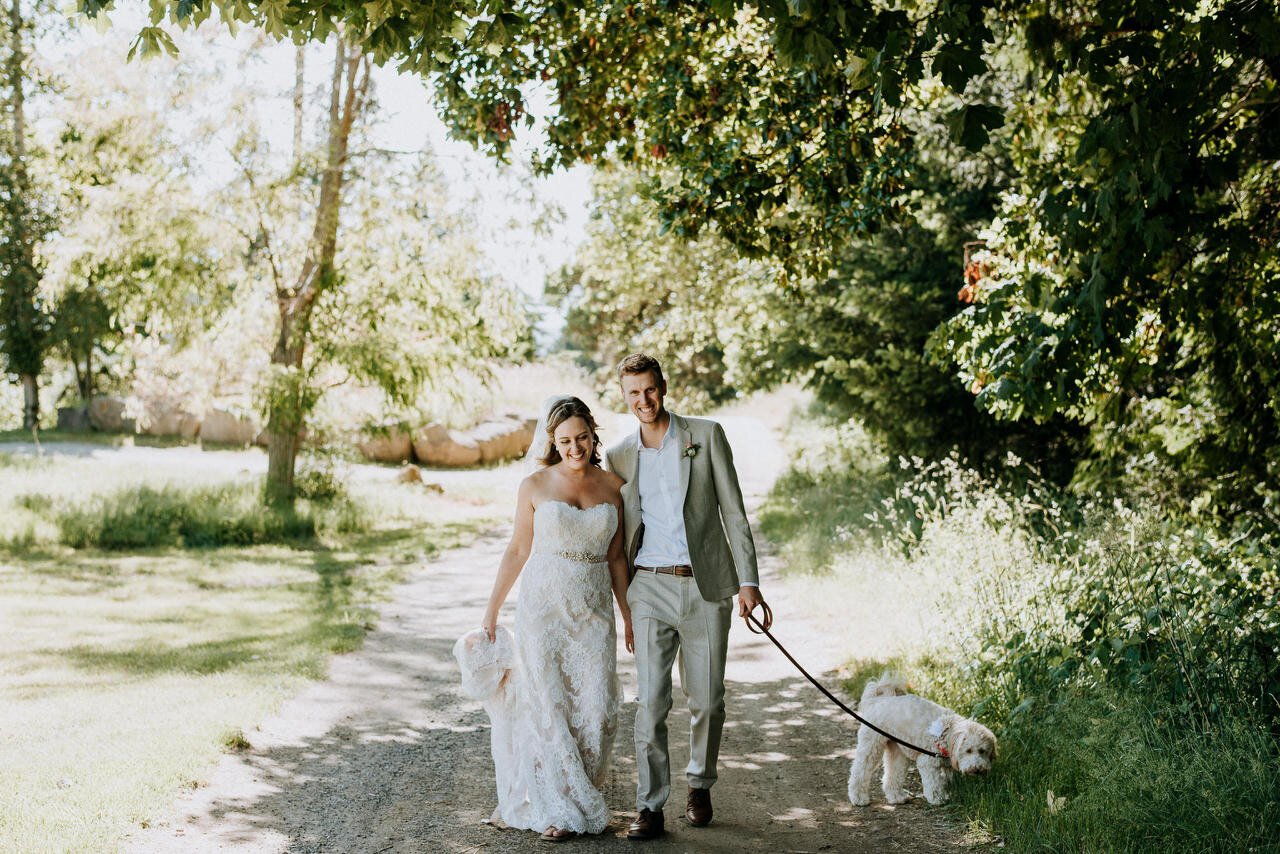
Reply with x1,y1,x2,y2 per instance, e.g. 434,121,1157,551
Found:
762,410,1280,853
52,482,365,549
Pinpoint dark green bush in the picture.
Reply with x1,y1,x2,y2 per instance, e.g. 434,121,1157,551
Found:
955,514,1280,731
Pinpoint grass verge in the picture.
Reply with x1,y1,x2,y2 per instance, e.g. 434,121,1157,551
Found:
0,449,501,853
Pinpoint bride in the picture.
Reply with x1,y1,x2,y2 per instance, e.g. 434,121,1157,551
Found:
456,396,633,842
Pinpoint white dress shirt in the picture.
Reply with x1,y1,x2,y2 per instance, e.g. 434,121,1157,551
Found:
635,418,691,568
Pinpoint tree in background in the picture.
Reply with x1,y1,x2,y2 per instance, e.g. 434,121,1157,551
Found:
251,33,371,502
6,12,531,485
46,284,113,402
221,33,530,500
0,0,49,429
554,66,1082,466
548,167,773,411
85,0,1280,505
85,0,997,280
40,43,230,406
301,149,529,438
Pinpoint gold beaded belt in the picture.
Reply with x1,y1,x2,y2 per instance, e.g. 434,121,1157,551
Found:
555,550,607,563
636,564,694,577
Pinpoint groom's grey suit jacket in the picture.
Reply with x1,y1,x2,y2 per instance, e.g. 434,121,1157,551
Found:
605,412,759,602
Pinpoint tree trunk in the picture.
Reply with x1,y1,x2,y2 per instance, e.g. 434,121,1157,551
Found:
21,372,36,429
5,0,40,430
293,46,304,163
264,35,370,503
265,315,306,503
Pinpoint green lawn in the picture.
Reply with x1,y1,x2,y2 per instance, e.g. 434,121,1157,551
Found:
0,449,500,853
0,428,190,447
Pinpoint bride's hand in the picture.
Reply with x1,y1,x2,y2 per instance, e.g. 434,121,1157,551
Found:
481,614,498,641
623,619,635,654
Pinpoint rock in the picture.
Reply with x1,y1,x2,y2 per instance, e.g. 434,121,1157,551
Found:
143,407,201,441
56,407,92,433
397,465,443,492
86,396,136,433
201,409,259,445
470,418,535,463
356,428,414,464
413,423,481,467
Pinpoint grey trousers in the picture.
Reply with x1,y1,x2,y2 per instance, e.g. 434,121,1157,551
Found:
627,570,733,812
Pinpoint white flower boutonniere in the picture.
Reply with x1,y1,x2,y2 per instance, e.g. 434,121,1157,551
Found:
683,441,701,459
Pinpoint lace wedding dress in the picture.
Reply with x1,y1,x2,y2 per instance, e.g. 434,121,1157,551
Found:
455,499,621,834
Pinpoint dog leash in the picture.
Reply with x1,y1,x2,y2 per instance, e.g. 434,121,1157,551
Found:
743,604,944,759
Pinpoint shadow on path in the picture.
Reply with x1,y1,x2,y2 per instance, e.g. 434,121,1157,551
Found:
136,674,964,853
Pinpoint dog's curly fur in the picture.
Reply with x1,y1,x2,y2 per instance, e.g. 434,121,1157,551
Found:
846,675,996,806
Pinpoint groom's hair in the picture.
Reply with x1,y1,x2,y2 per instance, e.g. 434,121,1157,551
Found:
617,353,666,390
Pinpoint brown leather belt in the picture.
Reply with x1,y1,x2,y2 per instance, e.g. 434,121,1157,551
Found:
636,564,694,577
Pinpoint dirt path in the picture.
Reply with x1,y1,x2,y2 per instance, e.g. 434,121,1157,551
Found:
125,415,979,853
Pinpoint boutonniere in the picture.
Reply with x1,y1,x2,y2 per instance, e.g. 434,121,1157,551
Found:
683,441,701,459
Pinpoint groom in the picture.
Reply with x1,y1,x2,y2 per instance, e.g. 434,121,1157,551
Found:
606,353,771,840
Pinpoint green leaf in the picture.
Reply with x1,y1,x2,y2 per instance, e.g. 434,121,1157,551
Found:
707,0,736,18
933,43,985,92
946,103,1004,150
843,51,875,90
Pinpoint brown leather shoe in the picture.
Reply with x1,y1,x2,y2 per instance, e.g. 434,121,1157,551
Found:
686,787,712,827
627,808,664,840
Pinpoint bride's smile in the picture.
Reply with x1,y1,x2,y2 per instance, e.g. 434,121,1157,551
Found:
554,415,595,470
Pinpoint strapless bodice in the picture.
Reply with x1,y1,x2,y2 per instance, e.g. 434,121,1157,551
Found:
530,500,617,562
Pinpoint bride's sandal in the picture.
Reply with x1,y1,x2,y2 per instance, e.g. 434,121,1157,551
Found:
540,826,577,842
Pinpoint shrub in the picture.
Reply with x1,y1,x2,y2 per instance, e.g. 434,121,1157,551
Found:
764,412,1280,852
54,482,365,549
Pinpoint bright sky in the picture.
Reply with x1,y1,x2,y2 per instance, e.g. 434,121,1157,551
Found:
45,7,593,343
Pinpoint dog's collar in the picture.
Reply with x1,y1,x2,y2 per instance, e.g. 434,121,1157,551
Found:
928,717,951,758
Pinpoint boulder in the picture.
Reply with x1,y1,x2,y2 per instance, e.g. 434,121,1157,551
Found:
356,429,414,464
471,418,535,463
413,423,481,467
144,407,201,441
56,407,92,433
397,464,423,484
86,396,136,433
201,409,260,445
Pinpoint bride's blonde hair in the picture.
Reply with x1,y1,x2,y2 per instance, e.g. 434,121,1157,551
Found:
538,397,603,468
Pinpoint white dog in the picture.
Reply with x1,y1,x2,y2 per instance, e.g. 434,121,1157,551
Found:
847,675,996,806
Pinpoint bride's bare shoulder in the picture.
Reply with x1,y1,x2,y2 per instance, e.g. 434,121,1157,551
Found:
519,469,550,496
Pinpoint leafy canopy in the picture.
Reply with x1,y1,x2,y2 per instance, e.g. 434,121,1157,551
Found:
80,0,1000,278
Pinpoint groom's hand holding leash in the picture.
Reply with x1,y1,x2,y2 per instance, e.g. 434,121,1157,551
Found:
738,586,772,631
